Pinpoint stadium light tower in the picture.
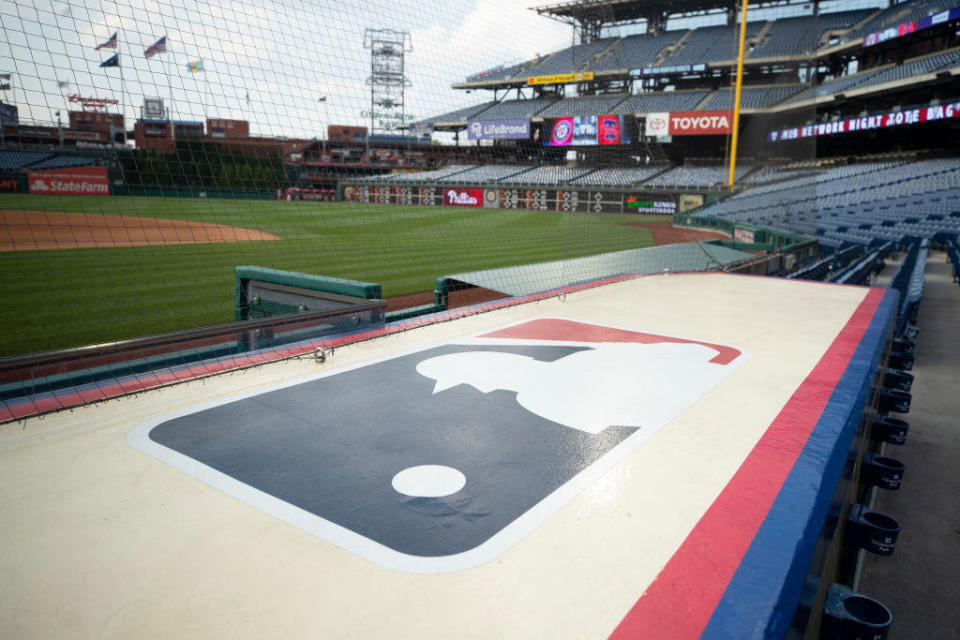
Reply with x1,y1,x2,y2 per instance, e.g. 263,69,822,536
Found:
363,29,412,136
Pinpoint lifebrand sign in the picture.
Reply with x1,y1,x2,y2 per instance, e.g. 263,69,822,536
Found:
467,119,530,140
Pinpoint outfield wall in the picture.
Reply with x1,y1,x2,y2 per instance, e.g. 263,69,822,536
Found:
339,183,713,215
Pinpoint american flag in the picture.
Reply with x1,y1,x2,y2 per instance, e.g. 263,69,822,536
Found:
144,36,167,59
95,32,117,50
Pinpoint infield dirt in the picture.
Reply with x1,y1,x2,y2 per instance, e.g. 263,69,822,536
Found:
0,210,281,251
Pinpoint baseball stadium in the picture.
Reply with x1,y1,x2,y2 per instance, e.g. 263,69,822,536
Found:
1,0,959,637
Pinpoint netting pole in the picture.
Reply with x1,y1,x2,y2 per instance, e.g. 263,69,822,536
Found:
727,0,749,188
168,40,175,142
120,46,127,144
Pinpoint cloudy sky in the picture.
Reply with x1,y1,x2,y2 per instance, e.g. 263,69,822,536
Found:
0,0,573,138
1,0,888,140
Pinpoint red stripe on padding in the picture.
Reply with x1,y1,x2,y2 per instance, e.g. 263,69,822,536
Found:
481,318,741,365
608,287,884,639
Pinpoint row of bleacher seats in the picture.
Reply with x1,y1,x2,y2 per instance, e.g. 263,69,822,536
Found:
28,155,96,169
349,163,754,188
0,151,100,171
664,22,766,66
691,159,960,244
498,166,594,185
611,90,709,114
0,151,55,170
888,241,929,337
702,85,805,110
946,236,960,284
417,43,960,128
538,94,630,118
784,244,866,282
523,38,619,78
748,17,819,59
847,0,956,42
464,7,884,84
744,167,817,185
829,242,893,285
590,32,683,73
786,254,834,281
646,166,753,188
569,166,666,186
786,48,960,104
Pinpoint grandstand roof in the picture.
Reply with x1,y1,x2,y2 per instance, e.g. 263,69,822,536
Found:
532,0,738,26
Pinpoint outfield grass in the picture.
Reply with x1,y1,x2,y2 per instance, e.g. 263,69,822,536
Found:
0,193,660,356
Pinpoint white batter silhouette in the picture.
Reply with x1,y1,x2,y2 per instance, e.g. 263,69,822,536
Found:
416,342,733,434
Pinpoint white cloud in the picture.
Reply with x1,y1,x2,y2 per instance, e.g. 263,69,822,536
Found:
0,0,574,139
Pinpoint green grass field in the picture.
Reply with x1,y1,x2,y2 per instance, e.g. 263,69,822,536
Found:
0,193,661,356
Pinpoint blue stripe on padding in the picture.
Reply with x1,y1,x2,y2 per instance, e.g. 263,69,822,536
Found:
701,288,899,639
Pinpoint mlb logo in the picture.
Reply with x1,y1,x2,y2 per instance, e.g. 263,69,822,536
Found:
129,318,748,573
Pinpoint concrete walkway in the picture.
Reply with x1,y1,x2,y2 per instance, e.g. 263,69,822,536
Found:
859,251,960,638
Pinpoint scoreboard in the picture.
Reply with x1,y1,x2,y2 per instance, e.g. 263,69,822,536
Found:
341,184,678,215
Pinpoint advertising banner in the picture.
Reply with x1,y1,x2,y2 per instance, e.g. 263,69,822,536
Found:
527,72,594,86
624,195,677,214
734,228,756,244
645,112,670,137
409,122,435,135
572,115,598,145
864,6,960,46
597,115,623,145
466,64,506,83
549,117,574,146
443,187,483,207
0,102,18,126
767,101,960,142
467,119,530,141
630,64,707,77
679,194,705,213
143,98,165,119
67,94,119,108
665,110,733,136
28,167,109,196
544,115,630,146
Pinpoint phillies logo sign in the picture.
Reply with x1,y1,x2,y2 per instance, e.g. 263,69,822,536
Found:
444,188,482,207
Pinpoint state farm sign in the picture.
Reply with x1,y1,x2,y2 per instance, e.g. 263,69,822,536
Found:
444,188,482,207
647,110,734,137
28,167,109,195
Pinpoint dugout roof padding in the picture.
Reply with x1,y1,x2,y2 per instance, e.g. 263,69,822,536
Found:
0,273,898,638
443,241,753,297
